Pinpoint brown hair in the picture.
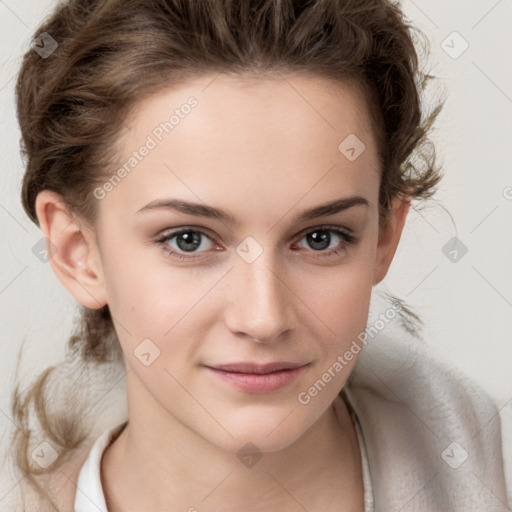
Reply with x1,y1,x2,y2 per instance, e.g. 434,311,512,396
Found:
10,0,444,509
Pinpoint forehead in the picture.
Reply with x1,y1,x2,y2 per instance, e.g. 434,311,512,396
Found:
102,72,380,218
120,71,376,153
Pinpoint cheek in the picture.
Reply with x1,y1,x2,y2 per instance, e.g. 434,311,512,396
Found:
304,242,377,339
310,276,373,366
100,246,220,357
100,222,377,363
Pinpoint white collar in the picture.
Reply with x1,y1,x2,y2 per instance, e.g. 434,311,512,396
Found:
72,397,373,512
72,306,508,511
74,421,127,512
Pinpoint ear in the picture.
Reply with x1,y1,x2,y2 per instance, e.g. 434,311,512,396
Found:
373,197,411,285
34,190,108,309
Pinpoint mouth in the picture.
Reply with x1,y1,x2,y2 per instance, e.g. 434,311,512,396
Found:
204,361,309,393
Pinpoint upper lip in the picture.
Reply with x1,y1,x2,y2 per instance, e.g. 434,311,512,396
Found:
206,362,308,374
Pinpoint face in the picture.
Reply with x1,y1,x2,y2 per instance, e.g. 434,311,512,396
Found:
41,73,406,454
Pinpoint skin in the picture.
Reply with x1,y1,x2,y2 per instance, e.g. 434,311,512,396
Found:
36,72,409,511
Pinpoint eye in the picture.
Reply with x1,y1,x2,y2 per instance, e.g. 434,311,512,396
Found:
155,228,217,261
294,227,356,259
154,226,356,262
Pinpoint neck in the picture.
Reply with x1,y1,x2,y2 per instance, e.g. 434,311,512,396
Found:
101,387,363,512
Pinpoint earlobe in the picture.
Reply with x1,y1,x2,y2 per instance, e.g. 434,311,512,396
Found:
373,198,410,285
34,190,108,309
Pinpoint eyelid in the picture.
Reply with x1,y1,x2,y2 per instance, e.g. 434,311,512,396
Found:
154,224,357,262
295,223,355,238
155,225,218,241
155,224,355,245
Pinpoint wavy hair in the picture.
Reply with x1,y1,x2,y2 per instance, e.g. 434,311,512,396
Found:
10,0,444,509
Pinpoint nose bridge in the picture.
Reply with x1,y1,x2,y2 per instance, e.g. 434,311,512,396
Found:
225,242,293,342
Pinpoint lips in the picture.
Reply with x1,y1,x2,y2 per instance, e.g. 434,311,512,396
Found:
204,361,309,393
208,361,306,374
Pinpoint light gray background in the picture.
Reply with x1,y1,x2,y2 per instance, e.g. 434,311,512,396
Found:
1,0,511,504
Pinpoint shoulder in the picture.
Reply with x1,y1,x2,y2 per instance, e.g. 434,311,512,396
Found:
4,420,125,512
344,307,508,510
3,445,91,512
348,315,501,437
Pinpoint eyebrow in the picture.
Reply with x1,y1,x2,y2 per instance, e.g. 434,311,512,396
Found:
136,196,369,225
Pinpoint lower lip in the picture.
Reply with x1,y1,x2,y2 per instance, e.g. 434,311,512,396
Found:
205,366,307,393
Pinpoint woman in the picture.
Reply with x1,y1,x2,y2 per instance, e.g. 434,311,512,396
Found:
8,0,508,510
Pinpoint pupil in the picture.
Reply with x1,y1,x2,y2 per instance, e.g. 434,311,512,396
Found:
308,231,329,250
174,230,332,252
177,231,201,251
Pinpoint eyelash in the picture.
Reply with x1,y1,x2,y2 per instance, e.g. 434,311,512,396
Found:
154,226,357,262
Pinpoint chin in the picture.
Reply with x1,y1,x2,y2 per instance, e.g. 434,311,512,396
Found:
205,407,316,455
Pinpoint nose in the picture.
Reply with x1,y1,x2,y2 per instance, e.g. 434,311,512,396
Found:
223,249,295,344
